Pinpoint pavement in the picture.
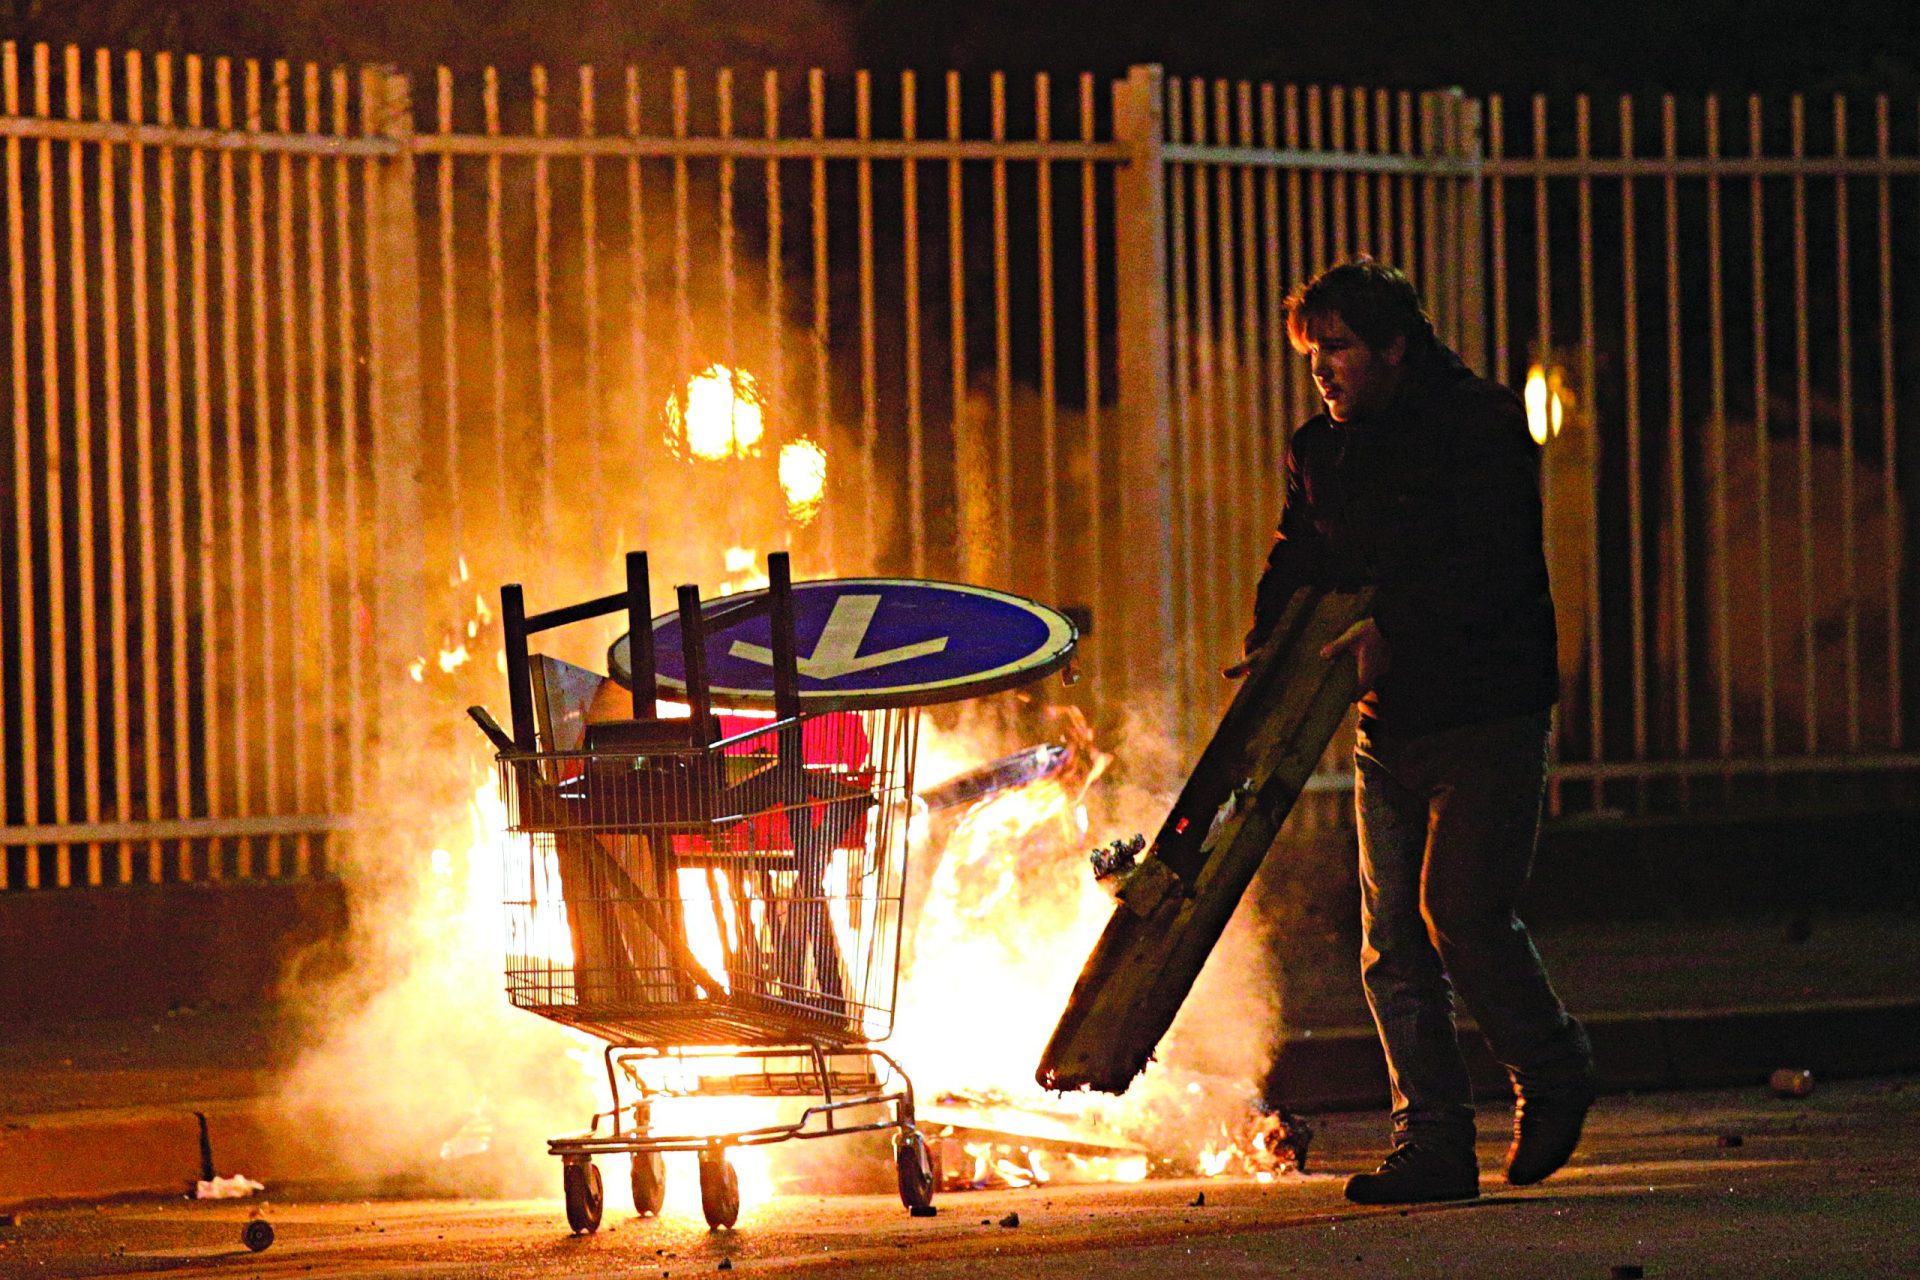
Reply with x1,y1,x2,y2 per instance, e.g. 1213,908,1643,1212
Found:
4,912,1917,1214
0,1075,1915,1278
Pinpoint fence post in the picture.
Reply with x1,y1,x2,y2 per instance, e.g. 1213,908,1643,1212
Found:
1455,92,1488,377
1111,64,1180,742
361,66,437,857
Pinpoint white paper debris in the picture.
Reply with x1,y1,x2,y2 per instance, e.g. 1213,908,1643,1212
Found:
195,1174,266,1200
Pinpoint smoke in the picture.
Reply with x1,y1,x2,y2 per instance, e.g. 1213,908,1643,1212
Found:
268,290,1277,1197
1084,704,1288,1161
275,773,597,1194
273,335,853,1196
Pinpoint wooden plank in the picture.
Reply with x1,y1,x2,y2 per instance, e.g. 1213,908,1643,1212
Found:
1037,585,1372,1094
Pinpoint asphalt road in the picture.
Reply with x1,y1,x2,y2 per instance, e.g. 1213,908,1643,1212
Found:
2,1077,1913,1280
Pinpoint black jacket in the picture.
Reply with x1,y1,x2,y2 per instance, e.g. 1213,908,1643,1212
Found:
1246,340,1558,739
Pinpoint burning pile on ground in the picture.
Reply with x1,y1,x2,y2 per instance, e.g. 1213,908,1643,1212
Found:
894,704,1295,1187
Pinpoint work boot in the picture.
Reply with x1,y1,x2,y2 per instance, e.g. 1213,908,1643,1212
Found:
1343,1142,1479,1205
1505,1087,1594,1185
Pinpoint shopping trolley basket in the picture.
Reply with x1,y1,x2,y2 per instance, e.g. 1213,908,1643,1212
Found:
477,551,937,1231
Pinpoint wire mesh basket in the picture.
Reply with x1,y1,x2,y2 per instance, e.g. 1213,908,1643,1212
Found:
498,705,919,1051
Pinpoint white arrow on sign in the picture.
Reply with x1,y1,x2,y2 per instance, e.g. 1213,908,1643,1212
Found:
729,593,949,681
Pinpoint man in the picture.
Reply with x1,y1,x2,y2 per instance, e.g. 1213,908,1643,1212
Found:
1236,260,1594,1205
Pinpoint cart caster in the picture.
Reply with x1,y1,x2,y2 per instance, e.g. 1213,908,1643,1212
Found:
697,1149,740,1230
896,1129,936,1213
631,1150,667,1217
562,1157,605,1234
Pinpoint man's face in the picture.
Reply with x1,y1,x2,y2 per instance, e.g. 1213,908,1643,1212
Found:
1303,311,1405,422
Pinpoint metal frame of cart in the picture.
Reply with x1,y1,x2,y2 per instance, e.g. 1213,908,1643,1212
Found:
476,551,944,1231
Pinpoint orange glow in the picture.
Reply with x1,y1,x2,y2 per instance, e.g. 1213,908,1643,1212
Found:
666,364,765,461
1526,362,1566,446
778,439,828,523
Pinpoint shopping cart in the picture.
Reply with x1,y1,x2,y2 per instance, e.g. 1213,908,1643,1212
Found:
474,551,942,1232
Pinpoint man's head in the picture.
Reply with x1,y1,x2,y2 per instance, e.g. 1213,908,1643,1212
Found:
1284,260,1436,422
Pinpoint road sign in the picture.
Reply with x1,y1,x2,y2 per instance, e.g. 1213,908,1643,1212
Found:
608,578,1077,710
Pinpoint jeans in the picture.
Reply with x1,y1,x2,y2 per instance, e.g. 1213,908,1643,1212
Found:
1355,709,1593,1153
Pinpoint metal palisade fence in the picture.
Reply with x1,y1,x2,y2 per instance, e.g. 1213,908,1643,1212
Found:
0,47,403,890
1,48,1916,892
1484,91,1919,816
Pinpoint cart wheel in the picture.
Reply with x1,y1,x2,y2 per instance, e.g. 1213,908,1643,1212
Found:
697,1150,740,1230
562,1158,604,1234
896,1130,936,1213
630,1150,667,1217
242,1219,275,1253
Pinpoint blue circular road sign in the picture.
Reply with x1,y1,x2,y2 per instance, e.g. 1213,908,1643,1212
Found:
608,578,1078,710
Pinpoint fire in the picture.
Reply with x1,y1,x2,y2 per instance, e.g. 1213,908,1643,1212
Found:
1190,1108,1314,1182
898,709,1296,1187
961,1140,1049,1188
892,712,1143,1177
1525,362,1566,446
406,551,1286,1216
410,570,499,684
717,546,772,597
666,364,765,461
898,768,1114,1089
778,439,827,524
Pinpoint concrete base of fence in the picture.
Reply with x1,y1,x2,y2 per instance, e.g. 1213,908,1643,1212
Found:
0,1095,354,1211
0,879,348,1023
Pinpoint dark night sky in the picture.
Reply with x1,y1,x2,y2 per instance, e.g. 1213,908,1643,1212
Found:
856,0,1920,98
6,1,1918,98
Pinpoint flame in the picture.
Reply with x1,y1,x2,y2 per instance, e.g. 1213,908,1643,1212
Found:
407,565,494,684
675,867,730,990
898,770,1113,1087
718,546,772,598
425,555,1278,1206
478,780,575,969
778,440,828,524
1188,1109,1312,1181
666,364,765,461
1525,362,1566,446
892,713,1132,1173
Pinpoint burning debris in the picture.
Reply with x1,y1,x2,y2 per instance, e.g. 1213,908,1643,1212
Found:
1088,834,1147,883
1249,1107,1314,1176
918,742,1076,813
894,699,1310,1195
918,1090,1150,1191
1196,1106,1314,1180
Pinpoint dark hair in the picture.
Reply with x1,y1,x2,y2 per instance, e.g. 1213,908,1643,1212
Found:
1283,258,1436,355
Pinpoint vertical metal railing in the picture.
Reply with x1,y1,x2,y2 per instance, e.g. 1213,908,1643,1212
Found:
6,57,1917,892
1484,91,1920,816
404,63,1134,716
0,42,386,886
